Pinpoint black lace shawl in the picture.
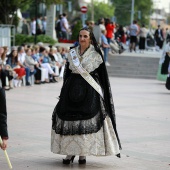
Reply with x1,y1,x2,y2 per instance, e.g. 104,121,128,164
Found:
58,45,122,150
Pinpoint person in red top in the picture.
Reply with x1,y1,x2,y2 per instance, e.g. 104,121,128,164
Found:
105,18,115,44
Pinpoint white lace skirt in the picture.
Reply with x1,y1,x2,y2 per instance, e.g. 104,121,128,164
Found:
51,116,120,156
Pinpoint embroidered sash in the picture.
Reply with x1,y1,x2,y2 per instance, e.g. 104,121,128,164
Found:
70,49,104,99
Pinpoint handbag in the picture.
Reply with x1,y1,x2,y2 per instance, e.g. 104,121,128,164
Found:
165,76,170,90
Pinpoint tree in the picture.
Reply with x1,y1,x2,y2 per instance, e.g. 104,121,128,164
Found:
111,0,153,26
71,20,82,40
87,1,115,23
134,0,153,26
0,0,62,25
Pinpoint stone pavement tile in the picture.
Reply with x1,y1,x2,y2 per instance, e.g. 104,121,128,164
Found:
120,50,162,58
0,77,170,170
0,154,169,170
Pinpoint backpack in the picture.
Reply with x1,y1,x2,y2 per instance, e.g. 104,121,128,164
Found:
56,21,61,31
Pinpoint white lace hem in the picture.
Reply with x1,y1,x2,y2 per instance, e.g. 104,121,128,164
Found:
51,116,120,156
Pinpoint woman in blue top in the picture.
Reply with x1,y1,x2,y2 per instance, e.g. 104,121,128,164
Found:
101,29,110,66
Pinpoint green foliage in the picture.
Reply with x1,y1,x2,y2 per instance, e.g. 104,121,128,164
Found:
0,0,63,24
134,0,153,26
111,0,153,26
36,35,57,44
12,15,20,27
111,0,131,25
15,34,57,45
71,21,82,40
87,1,115,22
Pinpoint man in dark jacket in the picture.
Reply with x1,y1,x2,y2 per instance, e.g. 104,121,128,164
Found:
154,25,164,49
0,86,8,150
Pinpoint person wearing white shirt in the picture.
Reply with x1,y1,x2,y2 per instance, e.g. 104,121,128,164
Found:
17,46,31,86
99,18,106,31
60,13,69,39
31,18,36,35
55,47,66,78
129,20,138,52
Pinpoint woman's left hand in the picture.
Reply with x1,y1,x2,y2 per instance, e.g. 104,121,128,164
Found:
0,139,7,150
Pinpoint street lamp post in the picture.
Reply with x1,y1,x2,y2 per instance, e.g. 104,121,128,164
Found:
34,0,38,44
130,0,135,24
91,0,94,21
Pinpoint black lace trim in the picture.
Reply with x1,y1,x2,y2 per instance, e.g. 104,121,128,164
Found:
52,108,105,135
52,85,107,135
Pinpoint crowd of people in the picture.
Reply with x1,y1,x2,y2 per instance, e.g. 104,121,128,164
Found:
1,12,170,166
19,13,170,68
1,20,122,165
21,16,47,35
2,14,170,91
0,43,68,91
55,14,170,66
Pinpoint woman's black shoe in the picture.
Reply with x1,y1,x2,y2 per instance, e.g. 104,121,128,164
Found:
78,159,86,164
63,156,75,164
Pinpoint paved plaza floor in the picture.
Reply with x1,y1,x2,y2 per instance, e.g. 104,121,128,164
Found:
0,76,170,170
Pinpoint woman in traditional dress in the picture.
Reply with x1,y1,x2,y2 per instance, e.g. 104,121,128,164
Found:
51,27,122,164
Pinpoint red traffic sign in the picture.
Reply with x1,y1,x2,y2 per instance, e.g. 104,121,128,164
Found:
81,6,88,13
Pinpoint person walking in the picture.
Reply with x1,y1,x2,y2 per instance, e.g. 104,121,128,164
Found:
139,24,148,53
129,20,138,52
51,27,121,164
154,25,164,50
